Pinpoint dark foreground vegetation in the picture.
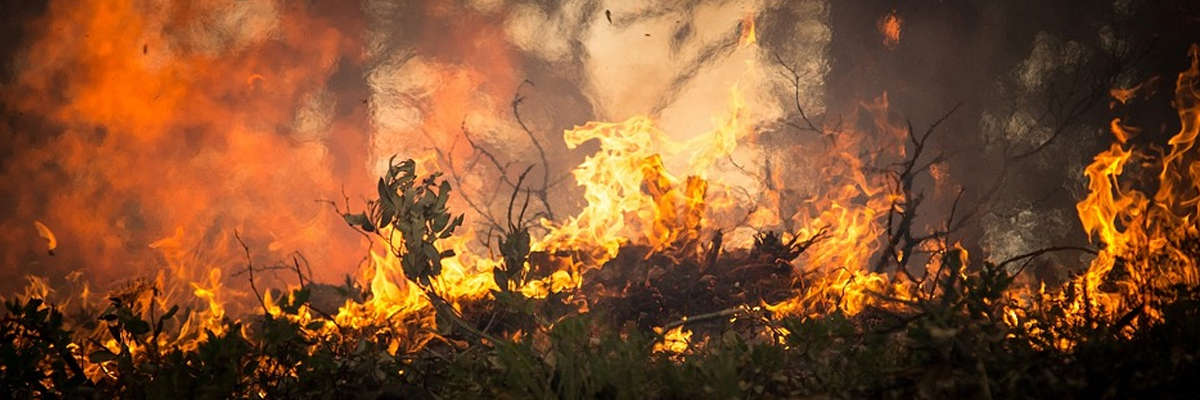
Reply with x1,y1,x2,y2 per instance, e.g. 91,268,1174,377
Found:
4,271,1199,399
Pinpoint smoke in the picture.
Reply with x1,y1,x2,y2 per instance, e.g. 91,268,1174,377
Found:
363,0,831,231
0,0,832,295
0,0,372,293
1,0,1194,296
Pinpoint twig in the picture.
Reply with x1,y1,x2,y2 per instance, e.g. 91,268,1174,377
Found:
995,246,1099,277
234,230,268,314
507,165,535,229
660,306,745,332
511,80,555,220
772,52,825,134
422,287,501,346
291,254,309,290
873,104,962,276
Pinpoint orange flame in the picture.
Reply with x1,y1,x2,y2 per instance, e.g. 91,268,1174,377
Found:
878,10,903,50
739,12,758,48
1066,45,1200,340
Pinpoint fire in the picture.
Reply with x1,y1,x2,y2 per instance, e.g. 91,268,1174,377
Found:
1061,44,1200,341
879,9,902,50
764,93,928,318
653,325,692,355
537,85,751,264
8,1,1200,392
1109,77,1159,106
740,12,758,48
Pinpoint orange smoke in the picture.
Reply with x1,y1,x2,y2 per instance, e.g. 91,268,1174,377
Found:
0,0,373,293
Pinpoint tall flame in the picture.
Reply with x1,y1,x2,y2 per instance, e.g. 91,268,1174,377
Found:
1068,45,1200,336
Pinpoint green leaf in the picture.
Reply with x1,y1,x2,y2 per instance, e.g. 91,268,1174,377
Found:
343,213,372,232
377,178,390,205
440,215,465,239
432,213,449,232
515,230,530,256
493,268,508,291
423,244,440,262
420,190,437,208
436,181,451,208
380,207,396,230
403,255,422,281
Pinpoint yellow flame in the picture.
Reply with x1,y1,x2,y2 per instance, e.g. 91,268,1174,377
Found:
537,86,750,264
1060,44,1200,339
653,325,692,355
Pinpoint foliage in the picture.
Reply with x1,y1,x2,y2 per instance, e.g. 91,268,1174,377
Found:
344,157,463,286
0,298,89,398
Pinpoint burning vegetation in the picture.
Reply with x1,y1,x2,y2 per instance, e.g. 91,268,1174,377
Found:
3,1,1200,399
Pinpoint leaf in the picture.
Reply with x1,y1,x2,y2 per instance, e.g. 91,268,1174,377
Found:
440,215,465,239
161,305,180,321
24,299,43,315
435,181,451,208
380,207,396,230
48,308,62,328
435,311,453,336
377,177,390,203
293,288,311,306
432,213,449,232
423,244,440,263
493,268,508,291
403,255,423,281
420,190,437,208
88,350,119,363
348,212,377,232
283,289,311,314
514,230,530,256
125,319,151,335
